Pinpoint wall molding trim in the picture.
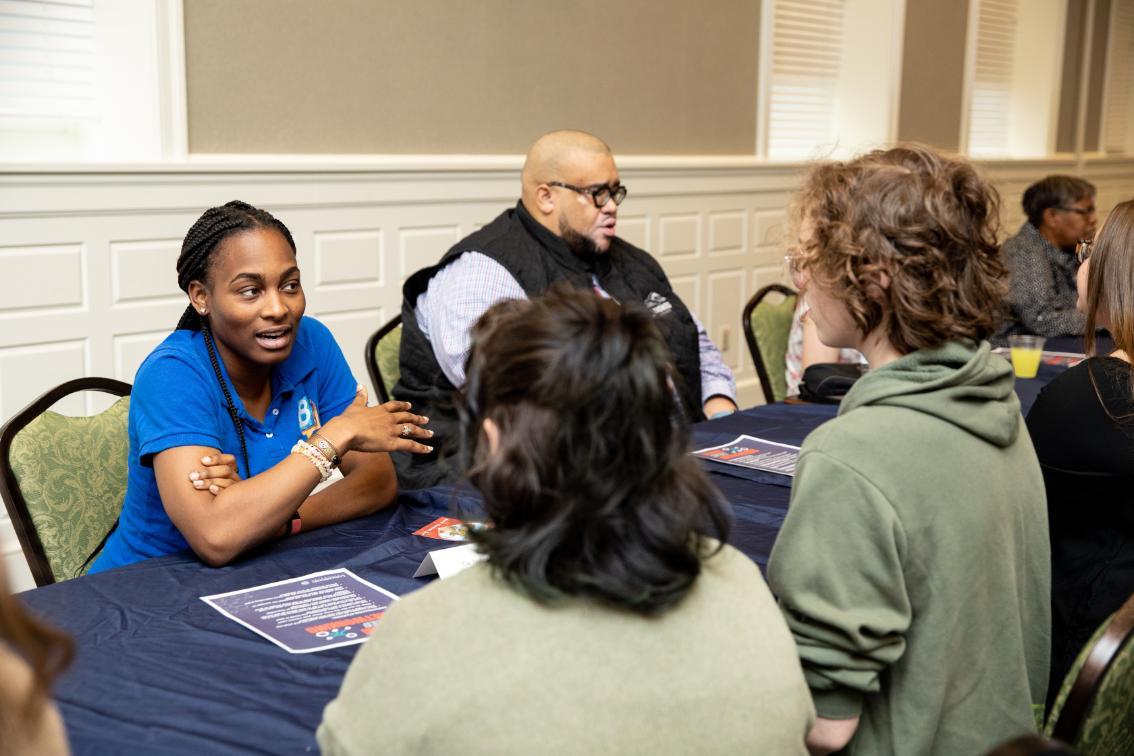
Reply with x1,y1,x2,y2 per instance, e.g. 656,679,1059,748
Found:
4,155,1130,219
0,156,1131,592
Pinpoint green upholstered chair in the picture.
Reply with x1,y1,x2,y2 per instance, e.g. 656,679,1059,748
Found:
365,315,402,404
742,284,799,404
1045,589,1134,755
0,377,131,586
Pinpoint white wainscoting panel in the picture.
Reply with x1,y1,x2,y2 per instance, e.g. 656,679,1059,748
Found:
658,213,701,260
314,230,383,288
0,155,1131,591
110,239,183,305
0,243,86,312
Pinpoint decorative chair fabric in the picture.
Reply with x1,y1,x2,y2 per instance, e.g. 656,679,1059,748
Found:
1045,610,1134,755
375,324,402,401
8,397,130,581
751,292,797,403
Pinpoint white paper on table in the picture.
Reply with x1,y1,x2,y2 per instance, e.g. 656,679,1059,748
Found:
991,347,1086,367
692,434,800,476
413,543,487,579
200,568,398,654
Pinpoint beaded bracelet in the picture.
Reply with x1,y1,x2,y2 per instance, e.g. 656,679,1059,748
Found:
292,440,333,482
309,432,342,468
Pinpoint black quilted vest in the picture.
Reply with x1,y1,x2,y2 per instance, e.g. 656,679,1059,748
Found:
393,201,703,489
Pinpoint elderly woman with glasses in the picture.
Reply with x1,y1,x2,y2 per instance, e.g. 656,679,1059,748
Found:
1026,198,1134,704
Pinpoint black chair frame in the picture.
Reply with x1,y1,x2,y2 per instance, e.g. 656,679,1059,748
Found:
364,314,402,404
1050,588,1134,743
741,283,798,403
984,734,1074,756
0,377,131,586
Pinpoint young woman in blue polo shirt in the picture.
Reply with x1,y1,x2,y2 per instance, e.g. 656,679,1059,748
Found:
90,201,433,572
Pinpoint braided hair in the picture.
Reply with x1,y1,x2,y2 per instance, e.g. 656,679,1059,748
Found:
174,200,298,479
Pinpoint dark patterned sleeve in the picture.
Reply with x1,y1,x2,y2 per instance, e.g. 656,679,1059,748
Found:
1005,242,1086,337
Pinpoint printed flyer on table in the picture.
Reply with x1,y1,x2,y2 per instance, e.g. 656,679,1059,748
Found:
693,434,800,476
201,568,398,654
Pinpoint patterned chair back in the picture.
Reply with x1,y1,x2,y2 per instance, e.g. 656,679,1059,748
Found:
365,316,402,404
742,284,798,403
1045,589,1134,755
0,378,130,586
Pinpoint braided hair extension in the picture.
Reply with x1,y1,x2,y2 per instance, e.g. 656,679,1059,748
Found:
174,201,297,479
201,321,251,481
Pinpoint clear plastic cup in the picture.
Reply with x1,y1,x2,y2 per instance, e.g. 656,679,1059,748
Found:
1008,335,1046,378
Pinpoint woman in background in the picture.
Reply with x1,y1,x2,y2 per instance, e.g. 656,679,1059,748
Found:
1026,198,1134,701
0,562,70,756
319,286,814,755
91,201,432,572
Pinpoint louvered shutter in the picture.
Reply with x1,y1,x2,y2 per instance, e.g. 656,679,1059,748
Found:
967,0,1017,157
0,0,96,119
1104,0,1134,154
765,0,845,159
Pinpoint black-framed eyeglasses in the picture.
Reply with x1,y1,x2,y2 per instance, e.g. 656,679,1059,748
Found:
1076,238,1094,264
547,181,628,208
1059,205,1097,217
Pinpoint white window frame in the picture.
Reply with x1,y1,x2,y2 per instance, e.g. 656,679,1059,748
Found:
0,0,186,163
959,0,1066,158
756,0,905,161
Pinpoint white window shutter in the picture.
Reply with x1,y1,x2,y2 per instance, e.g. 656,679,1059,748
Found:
766,0,845,160
1104,0,1134,154
0,0,96,119
967,0,1017,157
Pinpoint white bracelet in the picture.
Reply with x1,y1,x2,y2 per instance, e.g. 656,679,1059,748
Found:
292,441,332,482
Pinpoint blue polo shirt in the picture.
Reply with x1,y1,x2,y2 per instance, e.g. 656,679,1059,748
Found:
90,316,357,573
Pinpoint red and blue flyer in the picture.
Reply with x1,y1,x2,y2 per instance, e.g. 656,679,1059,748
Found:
201,568,398,654
1040,351,1086,367
693,434,800,476
413,516,471,541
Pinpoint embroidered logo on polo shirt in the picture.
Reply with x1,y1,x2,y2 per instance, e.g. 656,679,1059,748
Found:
298,396,322,438
644,292,672,316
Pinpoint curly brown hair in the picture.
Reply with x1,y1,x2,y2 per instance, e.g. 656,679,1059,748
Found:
791,144,1007,354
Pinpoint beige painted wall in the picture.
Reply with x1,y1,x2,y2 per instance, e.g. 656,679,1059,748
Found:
183,0,761,155
895,0,970,152
185,1,1117,159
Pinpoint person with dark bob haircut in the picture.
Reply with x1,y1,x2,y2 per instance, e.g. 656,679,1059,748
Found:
1000,174,1098,338
1026,198,1134,706
767,145,1051,755
90,201,433,572
319,285,815,755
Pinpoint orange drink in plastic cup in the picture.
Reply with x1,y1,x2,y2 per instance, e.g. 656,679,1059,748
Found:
1008,335,1045,378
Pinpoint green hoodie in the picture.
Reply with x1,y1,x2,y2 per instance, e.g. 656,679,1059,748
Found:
768,340,1051,756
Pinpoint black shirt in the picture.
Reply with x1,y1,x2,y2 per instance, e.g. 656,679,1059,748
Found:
1025,356,1134,698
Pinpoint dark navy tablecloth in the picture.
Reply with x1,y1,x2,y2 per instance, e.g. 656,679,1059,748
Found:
19,349,1077,755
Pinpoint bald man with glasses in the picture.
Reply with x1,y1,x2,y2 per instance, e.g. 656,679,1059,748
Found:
1000,175,1098,339
394,130,737,489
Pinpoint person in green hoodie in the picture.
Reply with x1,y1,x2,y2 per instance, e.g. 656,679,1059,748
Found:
767,144,1051,756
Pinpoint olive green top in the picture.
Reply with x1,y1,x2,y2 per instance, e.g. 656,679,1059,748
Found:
319,544,814,755
769,341,1052,755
